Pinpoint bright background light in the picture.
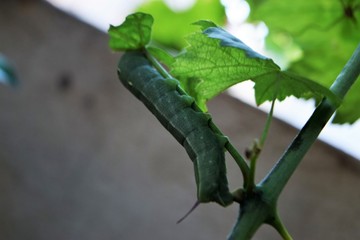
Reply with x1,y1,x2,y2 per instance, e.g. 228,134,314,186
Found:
47,0,360,160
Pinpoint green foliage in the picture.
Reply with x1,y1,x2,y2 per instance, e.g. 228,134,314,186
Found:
109,10,360,240
193,20,218,30
0,54,17,86
247,0,360,123
146,46,175,66
108,12,340,112
172,25,339,111
253,71,340,105
137,0,226,49
108,12,153,50
118,51,233,206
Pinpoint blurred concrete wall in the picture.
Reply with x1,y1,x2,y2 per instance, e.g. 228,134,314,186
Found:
0,1,359,239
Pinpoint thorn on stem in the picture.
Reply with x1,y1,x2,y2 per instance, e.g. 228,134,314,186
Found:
176,201,200,224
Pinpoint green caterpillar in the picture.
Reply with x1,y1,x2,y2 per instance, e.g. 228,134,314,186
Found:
118,51,233,206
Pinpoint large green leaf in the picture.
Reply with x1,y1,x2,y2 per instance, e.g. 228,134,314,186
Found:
108,12,153,51
171,26,339,111
171,27,278,110
137,0,226,49
248,0,360,123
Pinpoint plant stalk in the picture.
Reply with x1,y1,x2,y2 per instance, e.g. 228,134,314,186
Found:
248,99,276,191
228,187,270,240
228,43,360,240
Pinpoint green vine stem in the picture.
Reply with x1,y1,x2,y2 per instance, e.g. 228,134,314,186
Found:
144,48,250,186
229,43,360,240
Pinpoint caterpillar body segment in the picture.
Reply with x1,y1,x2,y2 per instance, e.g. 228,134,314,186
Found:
118,51,233,206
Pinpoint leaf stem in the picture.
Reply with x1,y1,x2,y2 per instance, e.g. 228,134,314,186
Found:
260,99,276,147
144,48,250,186
248,99,275,190
144,48,173,79
227,142,251,188
209,121,250,187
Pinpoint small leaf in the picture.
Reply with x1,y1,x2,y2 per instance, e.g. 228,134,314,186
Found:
192,20,218,30
253,71,341,106
108,12,154,51
0,54,18,86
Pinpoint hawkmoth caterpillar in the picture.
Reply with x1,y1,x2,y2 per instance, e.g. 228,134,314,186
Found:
117,51,233,206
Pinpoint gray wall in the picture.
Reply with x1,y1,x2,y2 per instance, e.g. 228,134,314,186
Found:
0,1,359,239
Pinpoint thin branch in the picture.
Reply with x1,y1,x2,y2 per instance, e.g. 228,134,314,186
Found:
248,99,276,190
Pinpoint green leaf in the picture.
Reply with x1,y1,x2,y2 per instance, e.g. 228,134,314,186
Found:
146,46,175,66
248,0,360,123
108,12,153,51
171,26,339,111
137,0,225,49
253,71,340,106
0,54,17,86
171,26,279,110
289,41,360,123
192,20,218,31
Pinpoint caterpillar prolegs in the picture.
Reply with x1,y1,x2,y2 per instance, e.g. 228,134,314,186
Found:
118,51,233,206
